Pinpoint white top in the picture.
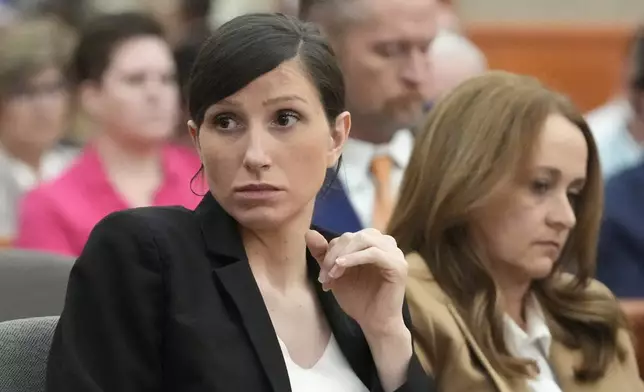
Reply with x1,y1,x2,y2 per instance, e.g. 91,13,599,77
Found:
0,144,77,237
585,97,630,139
585,99,643,180
277,334,369,392
503,296,562,392
340,129,414,228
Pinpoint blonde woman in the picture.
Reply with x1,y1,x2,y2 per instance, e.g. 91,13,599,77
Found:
0,18,77,240
389,71,644,391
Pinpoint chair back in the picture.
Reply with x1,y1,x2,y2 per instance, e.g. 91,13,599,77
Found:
0,250,74,322
0,316,58,392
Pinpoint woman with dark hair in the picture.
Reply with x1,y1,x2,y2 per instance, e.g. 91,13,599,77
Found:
15,12,202,257
390,71,643,391
46,13,435,392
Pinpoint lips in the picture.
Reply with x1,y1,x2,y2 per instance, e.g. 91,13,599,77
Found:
535,241,563,257
233,183,281,192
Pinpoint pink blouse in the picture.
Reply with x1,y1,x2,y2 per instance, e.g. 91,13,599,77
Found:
15,144,204,257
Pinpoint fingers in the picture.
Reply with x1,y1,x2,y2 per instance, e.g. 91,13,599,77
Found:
305,229,329,262
319,229,405,285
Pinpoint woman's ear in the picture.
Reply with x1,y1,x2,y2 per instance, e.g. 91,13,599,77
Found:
188,120,199,148
327,111,351,168
187,120,203,158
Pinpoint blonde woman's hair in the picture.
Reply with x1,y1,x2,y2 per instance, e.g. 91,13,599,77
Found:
0,16,76,98
389,71,628,382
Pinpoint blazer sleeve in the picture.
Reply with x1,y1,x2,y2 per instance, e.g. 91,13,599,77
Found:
46,210,164,392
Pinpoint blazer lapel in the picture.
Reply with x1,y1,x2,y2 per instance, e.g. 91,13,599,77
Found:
548,338,580,391
446,304,520,392
213,262,291,392
196,194,291,392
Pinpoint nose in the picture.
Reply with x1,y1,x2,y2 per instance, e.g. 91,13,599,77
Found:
243,127,272,172
547,194,577,231
144,79,163,103
401,49,430,88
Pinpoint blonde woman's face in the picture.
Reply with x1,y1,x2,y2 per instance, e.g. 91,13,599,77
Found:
470,114,588,284
0,67,69,150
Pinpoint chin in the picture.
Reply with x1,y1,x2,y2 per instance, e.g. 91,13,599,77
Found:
231,207,292,232
528,256,556,279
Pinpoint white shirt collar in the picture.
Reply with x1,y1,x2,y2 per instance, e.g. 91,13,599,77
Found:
342,129,414,173
503,295,552,357
0,143,77,192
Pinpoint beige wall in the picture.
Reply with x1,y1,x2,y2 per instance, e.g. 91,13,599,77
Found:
458,0,644,23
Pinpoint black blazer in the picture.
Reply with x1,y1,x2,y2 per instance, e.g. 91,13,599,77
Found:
46,193,436,392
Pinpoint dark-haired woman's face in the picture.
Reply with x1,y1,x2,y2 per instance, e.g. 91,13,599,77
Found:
190,59,350,230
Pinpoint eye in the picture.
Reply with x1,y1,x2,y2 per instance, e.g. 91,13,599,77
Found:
567,190,582,207
272,110,300,128
374,42,404,58
213,114,241,131
531,179,551,195
123,73,145,85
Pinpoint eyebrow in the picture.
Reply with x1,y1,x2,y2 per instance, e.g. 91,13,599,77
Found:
219,95,309,107
538,166,586,188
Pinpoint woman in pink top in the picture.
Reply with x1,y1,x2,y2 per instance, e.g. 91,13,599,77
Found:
15,13,203,257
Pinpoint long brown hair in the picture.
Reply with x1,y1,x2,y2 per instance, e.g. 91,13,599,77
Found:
389,71,629,382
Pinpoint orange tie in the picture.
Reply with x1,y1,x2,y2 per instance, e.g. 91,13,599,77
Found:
370,155,394,232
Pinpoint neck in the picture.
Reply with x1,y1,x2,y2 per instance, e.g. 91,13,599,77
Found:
242,204,314,292
93,133,163,175
498,278,531,329
349,117,398,145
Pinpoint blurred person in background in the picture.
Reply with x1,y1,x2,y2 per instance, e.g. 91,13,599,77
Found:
174,0,212,47
426,29,487,105
0,0,18,27
0,17,77,241
592,26,644,180
390,71,643,391
597,156,644,298
145,0,213,48
435,0,461,34
277,0,299,16
301,0,438,233
172,0,215,147
596,37,644,296
15,12,202,257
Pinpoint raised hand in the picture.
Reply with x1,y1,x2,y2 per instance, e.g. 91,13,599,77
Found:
305,228,408,336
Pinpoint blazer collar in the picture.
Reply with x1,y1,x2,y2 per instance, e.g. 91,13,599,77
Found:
195,193,376,391
408,252,532,392
410,252,589,391
194,192,246,261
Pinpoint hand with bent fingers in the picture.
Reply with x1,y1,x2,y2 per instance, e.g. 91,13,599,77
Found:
305,228,408,337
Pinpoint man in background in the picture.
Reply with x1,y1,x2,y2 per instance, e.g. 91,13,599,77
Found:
590,27,644,180
301,0,438,233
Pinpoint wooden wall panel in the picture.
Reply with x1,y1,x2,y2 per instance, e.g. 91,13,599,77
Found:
465,24,635,112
